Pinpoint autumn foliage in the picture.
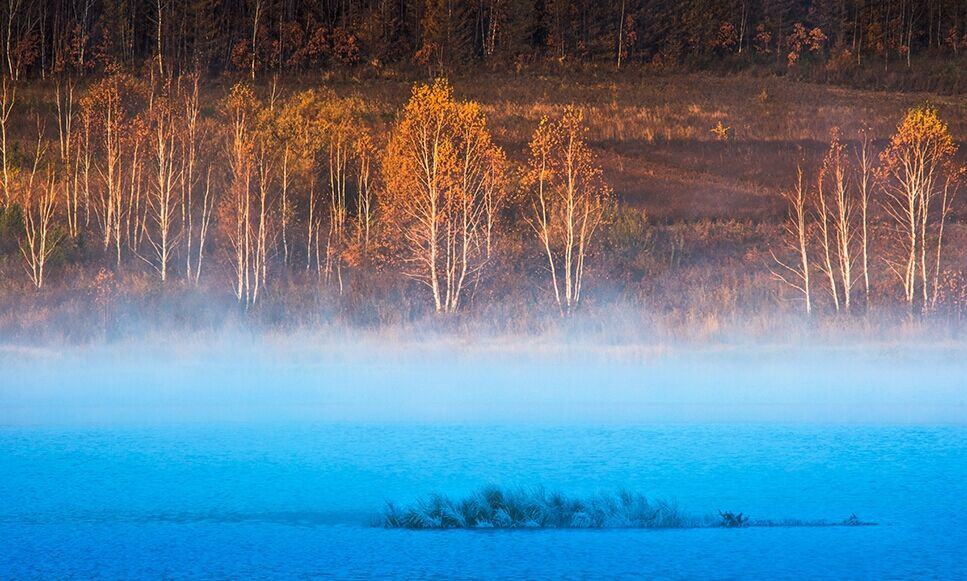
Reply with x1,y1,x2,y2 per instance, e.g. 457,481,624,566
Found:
0,71,964,342
382,79,505,313
879,106,959,314
525,107,611,315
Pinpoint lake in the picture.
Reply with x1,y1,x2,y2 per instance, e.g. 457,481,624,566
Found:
2,423,965,579
2,341,966,578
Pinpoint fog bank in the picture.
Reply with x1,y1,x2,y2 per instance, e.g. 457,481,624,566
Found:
1,333,965,425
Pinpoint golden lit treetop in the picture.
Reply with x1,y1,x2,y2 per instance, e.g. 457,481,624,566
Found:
881,105,957,169
525,105,608,205
380,78,505,312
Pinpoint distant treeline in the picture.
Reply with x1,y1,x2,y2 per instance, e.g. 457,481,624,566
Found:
3,1,967,82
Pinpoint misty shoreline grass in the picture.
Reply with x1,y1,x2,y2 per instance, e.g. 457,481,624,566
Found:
379,486,875,530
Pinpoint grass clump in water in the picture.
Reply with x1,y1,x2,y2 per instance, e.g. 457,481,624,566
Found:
717,510,749,528
380,486,878,530
381,486,696,529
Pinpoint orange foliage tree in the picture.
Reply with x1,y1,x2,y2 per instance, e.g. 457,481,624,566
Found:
18,129,63,289
80,69,146,265
179,74,215,285
879,105,961,315
381,79,505,314
140,89,181,283
217,83,269,306
272,88,327,272
272,87,371,280
318,93,367,290
525,106,611,316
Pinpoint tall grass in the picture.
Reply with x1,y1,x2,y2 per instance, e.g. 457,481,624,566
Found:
379,486,875,530
381,486,694,529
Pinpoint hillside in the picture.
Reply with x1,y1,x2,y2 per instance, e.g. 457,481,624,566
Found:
0,70,965,342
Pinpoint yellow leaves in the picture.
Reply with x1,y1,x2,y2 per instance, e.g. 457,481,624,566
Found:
272,89,325,156
385,78,490,198
559,105,586,140
524,104,611,313
381,77,506,304
407,77,453,117
455,100,487,137
527,105,608,201
220,83,260,159
222,82,259,124
394,79,472,151
81,71,146,117
880,105,958,183
528,115,556,159
526,104,610,207
710,121,730,141
269,87,369,168
885,105,956,157
354,131,377,160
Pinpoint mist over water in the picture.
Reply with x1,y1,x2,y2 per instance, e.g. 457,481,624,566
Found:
2,332,965,425
3,332,967,578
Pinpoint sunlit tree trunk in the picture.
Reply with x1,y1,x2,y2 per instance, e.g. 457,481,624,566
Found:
79,109,92,229
0,77,13,207
126,128,147,255
104,93,123,264
155,0,164,78
827,133,854,311
252,144,273,301
528,121,562,311
19,132,62,289
142,96,180,282
250,0,262,79
4,0,23,79
481,147,503,259
193,167,215,285
181,75,200,281
279,144,291,266
770,165,812,315
525,108,610,316
325,125,350,290
616,0,625,68
83,77,136,267
306,176,317,273
855,129,874,303
880,106,959,316
55,78,81,238
930,173,956,310
815,161,840,312
382,79,504,314
223,84,257,305
354,133,376,251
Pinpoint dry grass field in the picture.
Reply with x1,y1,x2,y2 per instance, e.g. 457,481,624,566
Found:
309,71,967,220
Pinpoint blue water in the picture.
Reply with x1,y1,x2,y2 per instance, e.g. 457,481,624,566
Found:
2,423,966,579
